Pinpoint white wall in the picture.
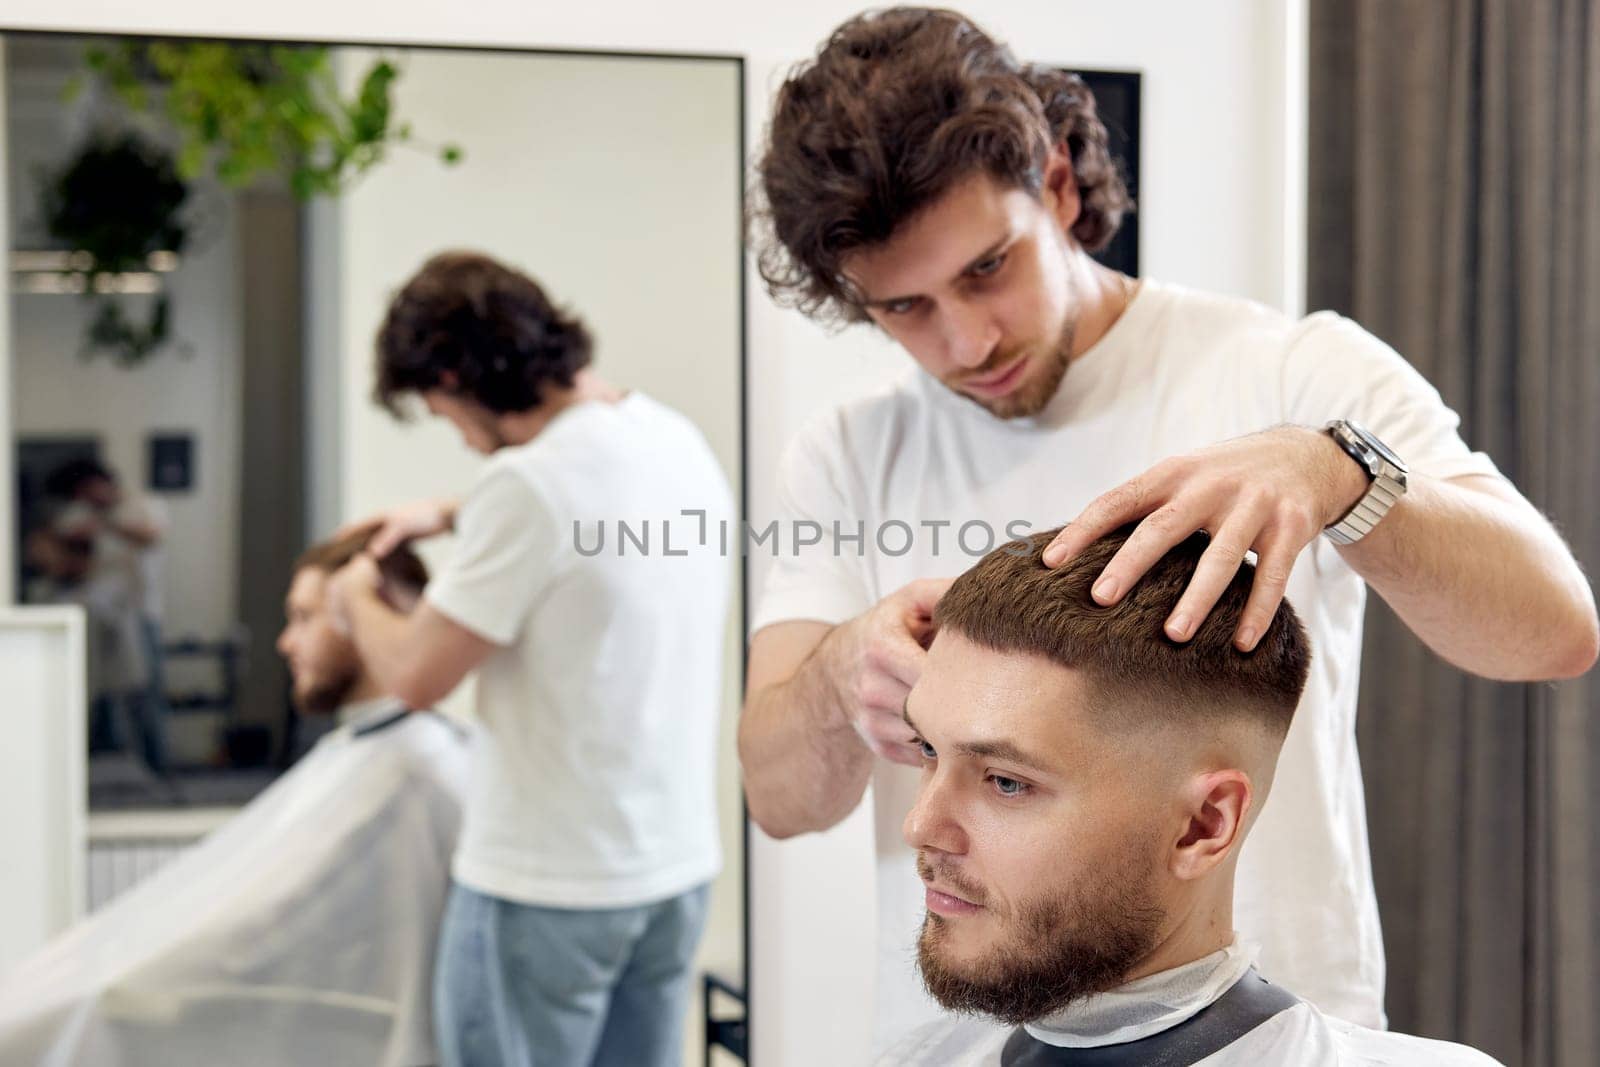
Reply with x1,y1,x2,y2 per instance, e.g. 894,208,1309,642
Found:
0,607,87,972
5,44,244,657
1263,0,1310,320
326,48,742,525
0,3,1307,1064
303,195,343,544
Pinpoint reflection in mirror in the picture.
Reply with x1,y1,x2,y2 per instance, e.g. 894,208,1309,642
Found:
1,33,745,1065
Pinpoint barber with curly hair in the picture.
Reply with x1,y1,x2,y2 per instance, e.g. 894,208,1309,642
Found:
329,251,735,1067
740,7,1597,1057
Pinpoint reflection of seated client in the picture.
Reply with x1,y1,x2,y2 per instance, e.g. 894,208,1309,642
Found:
0,528,469,1067
883,529,1499,1066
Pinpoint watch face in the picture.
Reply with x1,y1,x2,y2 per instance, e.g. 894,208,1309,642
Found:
1346,421,1407,472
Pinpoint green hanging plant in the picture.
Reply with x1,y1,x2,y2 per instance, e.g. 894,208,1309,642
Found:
40,41,462,366
75,40,462,198
43,133,187,271
41,40,461,365
84,292,175,365
41,133,190,366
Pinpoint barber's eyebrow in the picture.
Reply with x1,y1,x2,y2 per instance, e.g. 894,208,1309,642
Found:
861,233,1015,310
902,701,1054,776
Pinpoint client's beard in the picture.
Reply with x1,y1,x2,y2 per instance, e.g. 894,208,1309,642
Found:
295,666,359,716
916,852,1165,1026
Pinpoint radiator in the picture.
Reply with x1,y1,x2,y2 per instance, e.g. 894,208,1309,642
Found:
84,808,236,912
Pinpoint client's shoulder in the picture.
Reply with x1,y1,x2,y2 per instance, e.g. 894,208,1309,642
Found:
345,710,471,790
1323,1012,1505,1066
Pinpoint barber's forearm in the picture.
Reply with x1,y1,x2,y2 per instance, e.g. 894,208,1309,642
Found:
739,631,874,839
1341,474,1599,680
344,591,428,705
109,517,161,547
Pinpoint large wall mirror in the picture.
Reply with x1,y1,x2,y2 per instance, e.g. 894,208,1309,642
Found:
2,31,746,1063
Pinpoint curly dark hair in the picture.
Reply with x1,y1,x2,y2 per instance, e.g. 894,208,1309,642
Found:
44,457,115,499
374,251,593,417
752,7,1134,326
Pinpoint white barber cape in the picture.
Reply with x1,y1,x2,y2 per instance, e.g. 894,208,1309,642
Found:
878,941,1502,1067
0,701,469,1067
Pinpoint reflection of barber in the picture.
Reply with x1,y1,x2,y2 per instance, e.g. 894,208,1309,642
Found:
329,252,734,1067
44,458,170,774
741,7,1598,1054
882,529,1498,1065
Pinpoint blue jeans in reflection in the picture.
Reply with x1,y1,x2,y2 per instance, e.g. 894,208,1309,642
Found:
434,880,711,1067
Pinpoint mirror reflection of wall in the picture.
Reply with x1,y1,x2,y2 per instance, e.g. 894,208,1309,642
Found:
3,32,744,1063
9,34,339,805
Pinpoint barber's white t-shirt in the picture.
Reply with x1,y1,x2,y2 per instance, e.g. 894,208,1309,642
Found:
753,281,1499,1050
429,392,735,909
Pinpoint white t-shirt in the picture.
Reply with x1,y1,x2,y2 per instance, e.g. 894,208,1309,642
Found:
112,494,168,621
428,392,735,910
753,281,1499,1050
69,495,169,621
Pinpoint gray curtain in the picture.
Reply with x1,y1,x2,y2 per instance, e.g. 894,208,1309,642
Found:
1309,2,1599,1065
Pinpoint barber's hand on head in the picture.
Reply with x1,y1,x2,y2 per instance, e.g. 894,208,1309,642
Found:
1040,426,1368,651
829,578,955,767
326,552,383,637
334,496,460,559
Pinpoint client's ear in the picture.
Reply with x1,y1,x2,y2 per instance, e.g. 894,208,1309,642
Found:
1170,769,1253,881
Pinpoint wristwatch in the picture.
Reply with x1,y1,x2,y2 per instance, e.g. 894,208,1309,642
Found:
1322,420,1408,546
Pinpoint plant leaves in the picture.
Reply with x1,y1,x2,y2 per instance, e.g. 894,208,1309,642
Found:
75,42,456,199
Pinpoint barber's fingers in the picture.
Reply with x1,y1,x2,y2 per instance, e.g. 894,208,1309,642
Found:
872,576,957,681
854,663,925,768
855,670,911,715
898,576,956,617
332,512,383,541
872,738,929,768
1162,498,1275,643
365,520,413,560
327,514,407,560
856,707,925,767
1234,524,1305,651
1043,468,1170,568
869,628,930,690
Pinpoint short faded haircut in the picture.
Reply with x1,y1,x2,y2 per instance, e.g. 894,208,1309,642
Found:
935,527,1311,735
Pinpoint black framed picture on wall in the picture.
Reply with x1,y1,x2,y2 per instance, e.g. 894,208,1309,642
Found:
1070,69,1140,277
148,433,195,492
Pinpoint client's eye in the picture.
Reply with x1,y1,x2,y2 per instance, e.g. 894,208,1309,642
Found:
969,252,1007,278
988,774,1029,798
915,738,937,761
